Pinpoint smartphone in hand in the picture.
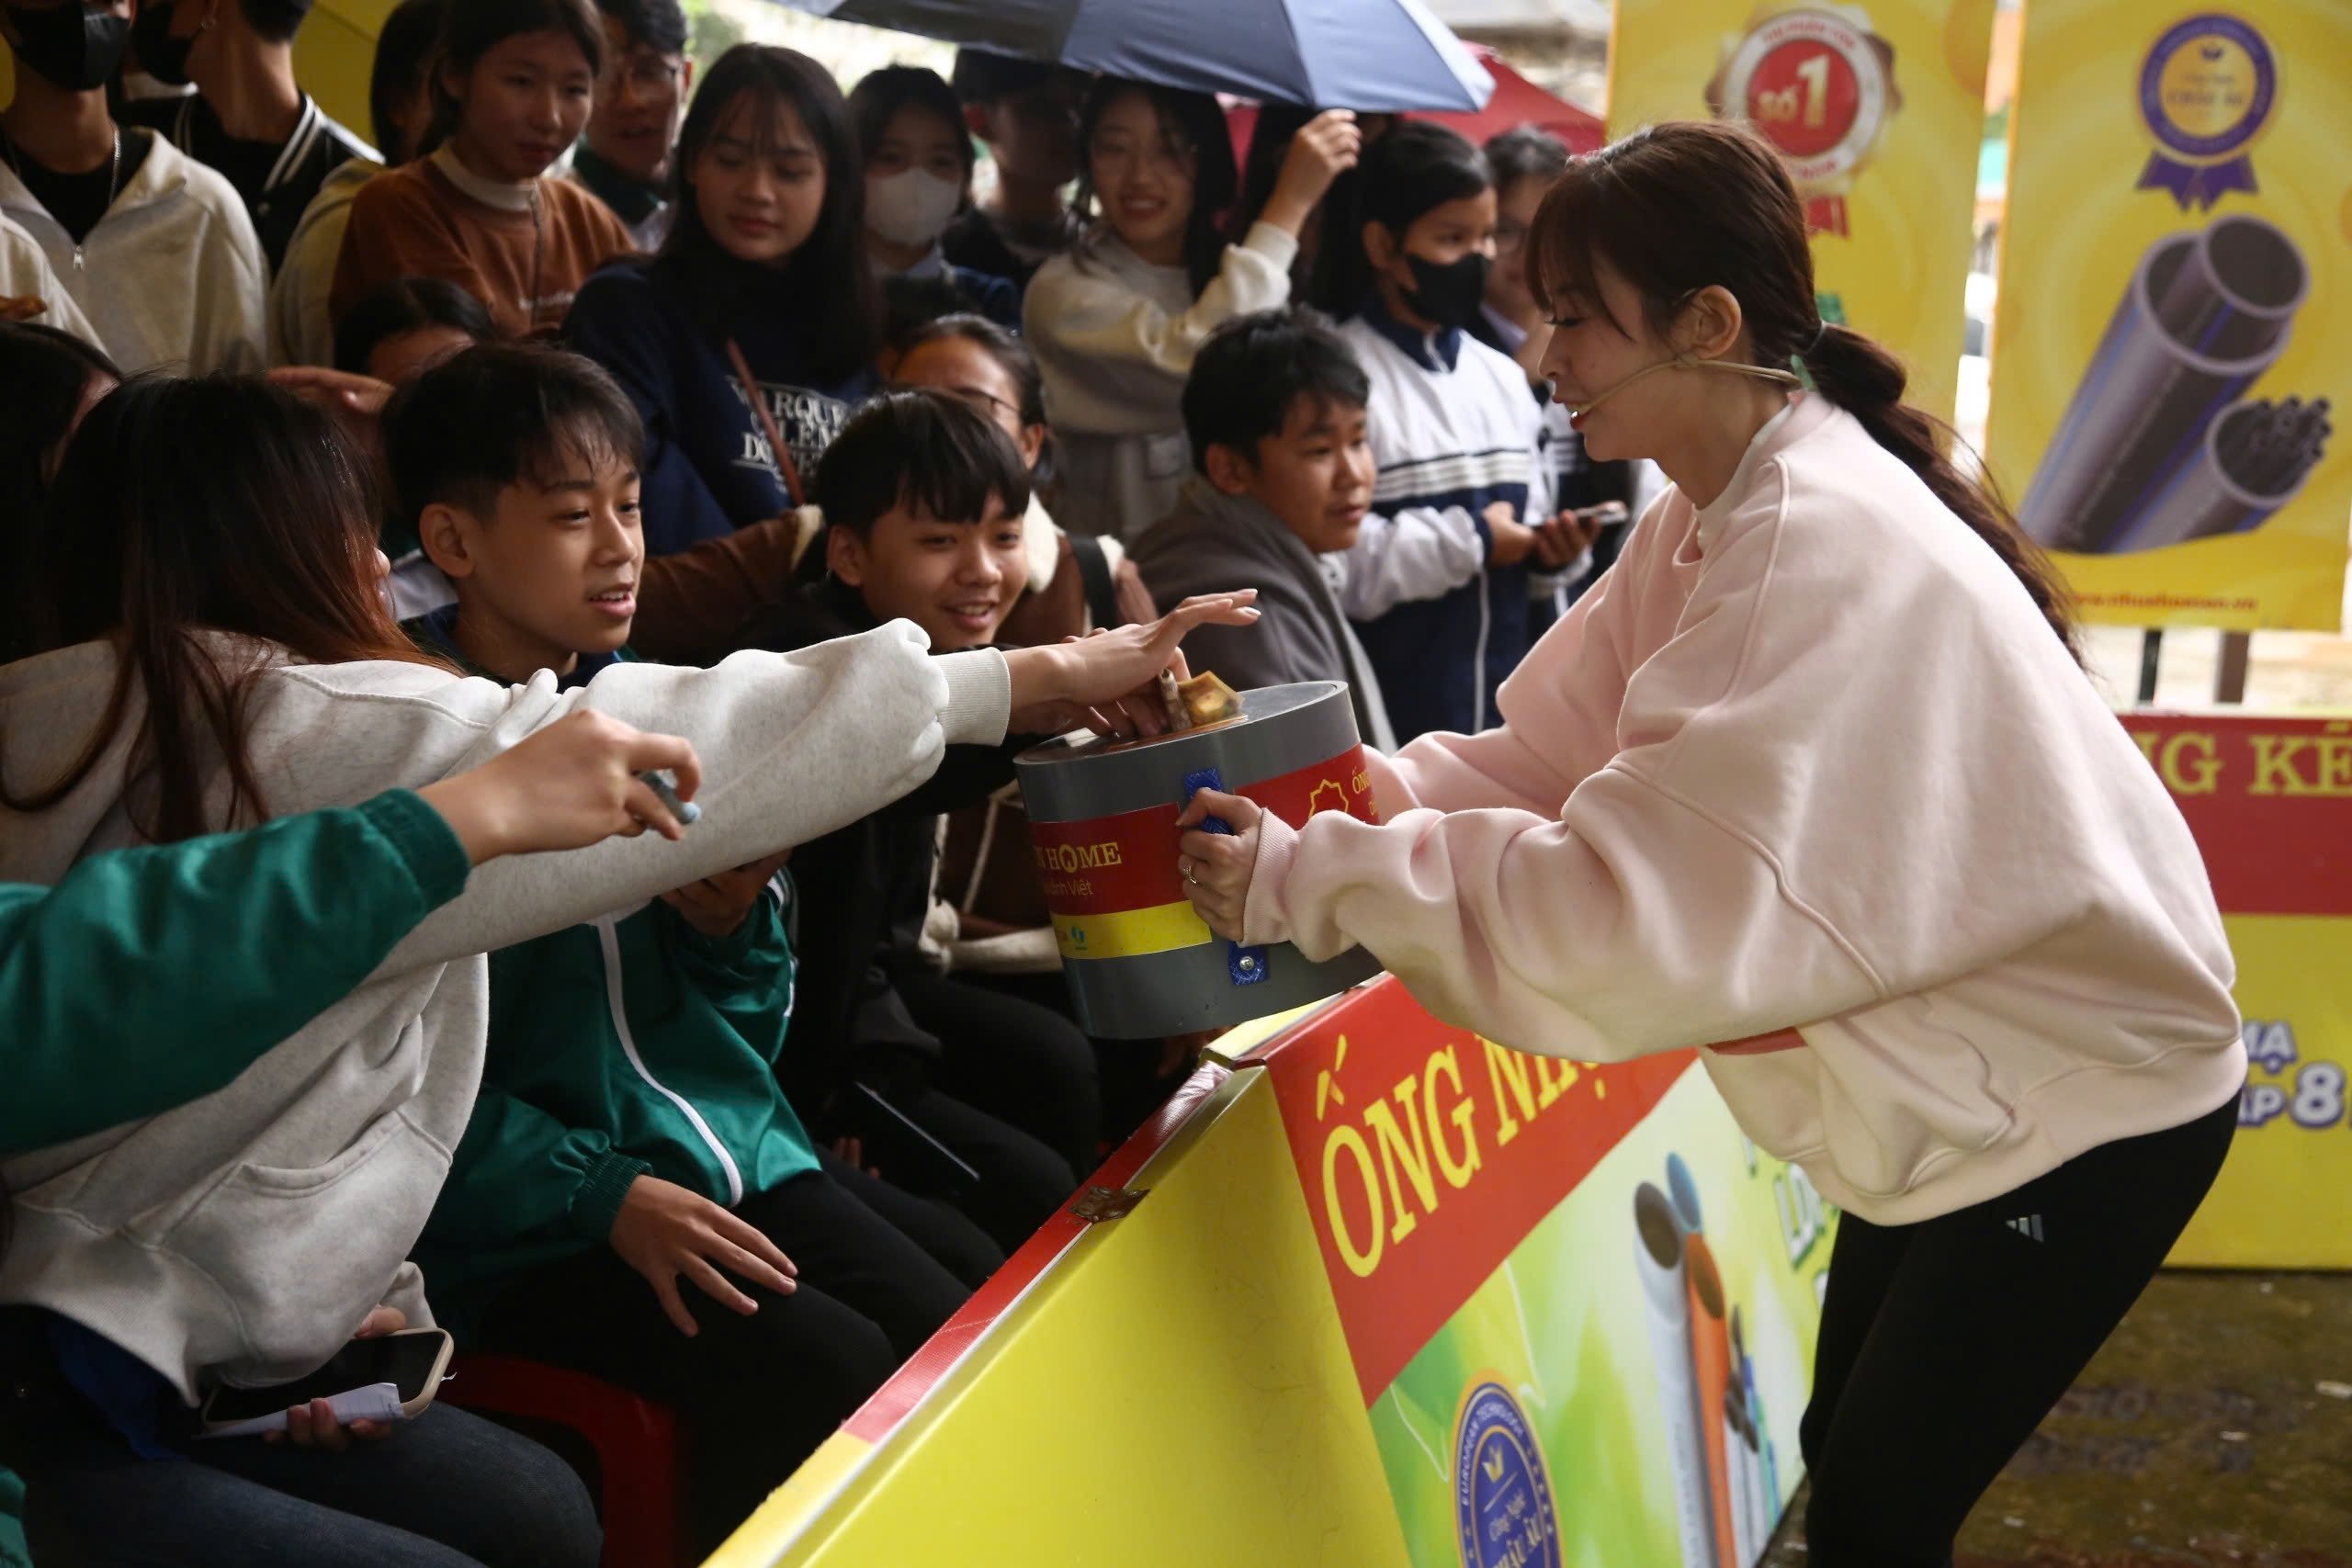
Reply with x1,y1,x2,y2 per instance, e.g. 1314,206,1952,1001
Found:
198,1327,453,1436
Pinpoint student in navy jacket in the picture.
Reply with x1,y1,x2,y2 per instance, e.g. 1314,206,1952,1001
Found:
566,44,880,557
1334,123,1589,741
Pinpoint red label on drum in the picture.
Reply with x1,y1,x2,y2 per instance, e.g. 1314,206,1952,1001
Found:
1029,748,1378,918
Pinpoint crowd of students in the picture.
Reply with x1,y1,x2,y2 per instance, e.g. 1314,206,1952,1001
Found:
0,1,1645,1562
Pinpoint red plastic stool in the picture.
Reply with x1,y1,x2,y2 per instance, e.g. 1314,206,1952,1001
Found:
443,1354,684,1568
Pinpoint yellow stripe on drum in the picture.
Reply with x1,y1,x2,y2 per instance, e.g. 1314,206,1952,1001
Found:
1052,901,1216,960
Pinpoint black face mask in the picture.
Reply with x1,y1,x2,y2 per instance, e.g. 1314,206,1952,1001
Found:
4,2,132,92
129,0,193,87
1401,250,1492,333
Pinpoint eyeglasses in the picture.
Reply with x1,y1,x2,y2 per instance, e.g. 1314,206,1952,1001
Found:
605,54,684,96
1495,220,1531,258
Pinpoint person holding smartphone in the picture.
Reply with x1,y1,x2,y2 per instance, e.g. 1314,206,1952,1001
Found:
2,711,702,1568
1173,121,2241,1567
1,365,1248,1568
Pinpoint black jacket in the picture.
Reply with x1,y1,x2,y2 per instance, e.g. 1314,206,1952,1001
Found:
741,579,1035,1114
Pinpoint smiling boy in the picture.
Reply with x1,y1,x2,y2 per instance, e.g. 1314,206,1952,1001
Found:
1132,307,1397,750
744,389,1104,1253
384,344,1004,1557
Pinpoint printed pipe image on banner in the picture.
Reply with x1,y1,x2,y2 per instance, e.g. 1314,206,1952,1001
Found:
1986,1,2351,629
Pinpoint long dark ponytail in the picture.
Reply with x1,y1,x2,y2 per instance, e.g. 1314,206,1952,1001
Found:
1527,119,2081,664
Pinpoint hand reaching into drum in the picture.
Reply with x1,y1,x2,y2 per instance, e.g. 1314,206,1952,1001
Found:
1002,592,1260,739
1173,789,1262,942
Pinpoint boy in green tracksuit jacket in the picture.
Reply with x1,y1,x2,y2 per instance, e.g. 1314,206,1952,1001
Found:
391,344,986,1556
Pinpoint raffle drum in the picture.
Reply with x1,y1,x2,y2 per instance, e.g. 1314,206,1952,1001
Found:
1013,682,1384,1038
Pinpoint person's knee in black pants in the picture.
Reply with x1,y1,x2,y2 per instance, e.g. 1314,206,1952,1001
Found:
820,1147,1004,1289
900,970,1102,1180
891,1083,1079,1252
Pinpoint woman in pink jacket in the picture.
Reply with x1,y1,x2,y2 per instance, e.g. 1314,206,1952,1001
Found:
1176,120,2243,1565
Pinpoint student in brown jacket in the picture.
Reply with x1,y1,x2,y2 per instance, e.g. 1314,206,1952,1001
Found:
330,0,632,339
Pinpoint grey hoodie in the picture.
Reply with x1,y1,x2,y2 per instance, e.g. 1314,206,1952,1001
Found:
0,626,1009,1401
1132,477,1397,751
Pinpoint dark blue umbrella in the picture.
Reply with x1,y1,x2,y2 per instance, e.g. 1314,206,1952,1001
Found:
769,0,1495,111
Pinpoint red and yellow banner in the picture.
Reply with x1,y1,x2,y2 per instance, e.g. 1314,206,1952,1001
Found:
1253,987,1695,1401
2130,715,2352,1268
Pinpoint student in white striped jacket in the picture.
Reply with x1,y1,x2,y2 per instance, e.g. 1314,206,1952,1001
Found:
1334,122,1588,740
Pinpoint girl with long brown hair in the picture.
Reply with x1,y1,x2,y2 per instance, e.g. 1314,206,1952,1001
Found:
1173,120,2241,1562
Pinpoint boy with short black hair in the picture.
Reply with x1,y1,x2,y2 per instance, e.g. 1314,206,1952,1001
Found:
123,0,376,270
746,389,1103,1252
571,0,692,251
384,343,1000,1558
1133,306,1397,750
941,47,1083,291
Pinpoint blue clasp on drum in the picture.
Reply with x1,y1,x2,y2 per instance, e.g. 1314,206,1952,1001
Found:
1181,765,1270,988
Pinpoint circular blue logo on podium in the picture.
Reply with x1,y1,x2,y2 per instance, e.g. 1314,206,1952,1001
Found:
1453,1381,1560,1568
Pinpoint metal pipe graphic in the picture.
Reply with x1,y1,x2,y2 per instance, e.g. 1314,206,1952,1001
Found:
2111,396,2331,551
2020,214,2308,553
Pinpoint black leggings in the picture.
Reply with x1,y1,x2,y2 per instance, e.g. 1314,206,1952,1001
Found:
473,1169,968,1556
1799,1093,2237,1564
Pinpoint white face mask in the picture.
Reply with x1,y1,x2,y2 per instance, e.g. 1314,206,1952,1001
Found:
866,168,964,251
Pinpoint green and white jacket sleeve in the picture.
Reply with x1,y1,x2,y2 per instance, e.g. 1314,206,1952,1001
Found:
0,789,469,1154
430,1089,651,1247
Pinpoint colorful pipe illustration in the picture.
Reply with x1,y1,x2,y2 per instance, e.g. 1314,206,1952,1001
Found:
2019,212,2309,554
1683,1233,1743,1568
1667,1152,1705,1235
1736,1390,1771,1553
1734,1308,1780,1517
1723,1382,1756,1565
1634,1181,1718,1568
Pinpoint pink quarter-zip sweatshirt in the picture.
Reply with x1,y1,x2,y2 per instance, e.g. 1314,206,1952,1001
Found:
1243,393,2244,1225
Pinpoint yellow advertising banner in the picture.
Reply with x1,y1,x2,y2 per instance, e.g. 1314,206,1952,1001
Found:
1606,0,1995,422
1985,1,2352,630
2124,714,2352,1269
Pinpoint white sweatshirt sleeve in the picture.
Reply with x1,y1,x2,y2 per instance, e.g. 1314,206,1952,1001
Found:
1337,504,1488,619
1246,445,2238,1066
1245,479,1893,1061
263,625,1010,971
1024,223,1298,435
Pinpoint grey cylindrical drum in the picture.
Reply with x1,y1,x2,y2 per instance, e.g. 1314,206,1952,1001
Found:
1014,681,1384,1038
